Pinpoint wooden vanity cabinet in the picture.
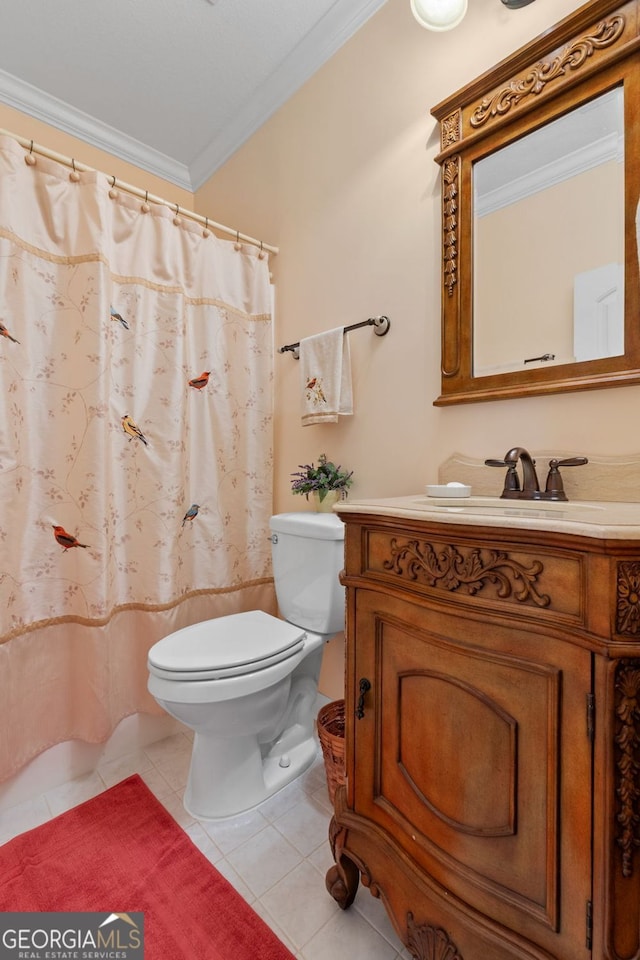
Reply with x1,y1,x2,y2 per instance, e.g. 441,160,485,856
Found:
326,509,640,960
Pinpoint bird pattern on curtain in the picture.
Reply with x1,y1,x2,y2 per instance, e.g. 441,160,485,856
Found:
0,135,275,779
0,223,273,636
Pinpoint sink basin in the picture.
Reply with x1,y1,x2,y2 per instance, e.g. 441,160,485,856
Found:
414,496,606,519
335,495,640,538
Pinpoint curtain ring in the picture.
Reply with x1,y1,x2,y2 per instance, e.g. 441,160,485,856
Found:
69,158,80,182
173,203,181,226
203,216,210,238
108,175,119,200
25,139,36,166
141,189,150,213
258,240,266,260
234,230,242,251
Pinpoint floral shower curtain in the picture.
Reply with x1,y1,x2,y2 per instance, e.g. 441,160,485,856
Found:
0,135,275,782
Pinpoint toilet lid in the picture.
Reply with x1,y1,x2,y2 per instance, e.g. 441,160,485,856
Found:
148,610,306,680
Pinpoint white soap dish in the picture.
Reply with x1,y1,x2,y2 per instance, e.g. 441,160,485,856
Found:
425,483,471,498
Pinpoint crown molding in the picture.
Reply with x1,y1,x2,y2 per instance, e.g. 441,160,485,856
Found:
475,132,623,217
0,68,193,191
0,0,388,193
475,87,623,217
188,0,389,188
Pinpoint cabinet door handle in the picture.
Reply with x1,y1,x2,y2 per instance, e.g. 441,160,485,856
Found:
356,678,371,719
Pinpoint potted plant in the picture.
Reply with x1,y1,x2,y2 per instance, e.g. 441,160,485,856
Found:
290,454,353,512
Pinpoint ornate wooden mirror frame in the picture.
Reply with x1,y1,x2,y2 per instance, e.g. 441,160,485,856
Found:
431,0,640,405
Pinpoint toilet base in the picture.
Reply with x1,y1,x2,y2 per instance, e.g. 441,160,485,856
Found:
183,731,318,820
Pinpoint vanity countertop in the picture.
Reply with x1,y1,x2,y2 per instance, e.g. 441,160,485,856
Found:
335,495,640,539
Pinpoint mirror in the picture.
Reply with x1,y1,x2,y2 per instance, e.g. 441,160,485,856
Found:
431,0,640,405
474,87,624,376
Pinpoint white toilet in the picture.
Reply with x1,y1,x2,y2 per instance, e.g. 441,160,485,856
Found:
147,512,345,819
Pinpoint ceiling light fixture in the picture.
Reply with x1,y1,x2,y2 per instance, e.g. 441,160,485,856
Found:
411,0,535,31
410,0,468,31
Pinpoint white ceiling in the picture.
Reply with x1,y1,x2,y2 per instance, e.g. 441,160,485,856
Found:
0,0,388,191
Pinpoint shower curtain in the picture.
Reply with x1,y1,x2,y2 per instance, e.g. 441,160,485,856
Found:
0,135,275,782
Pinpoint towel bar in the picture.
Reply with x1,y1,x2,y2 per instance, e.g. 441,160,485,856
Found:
279,315,390,359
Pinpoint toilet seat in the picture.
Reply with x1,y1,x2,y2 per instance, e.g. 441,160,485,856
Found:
147,610,306,682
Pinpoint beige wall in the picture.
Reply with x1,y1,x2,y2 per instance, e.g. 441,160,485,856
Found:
196,0,640,526
196,0,637,698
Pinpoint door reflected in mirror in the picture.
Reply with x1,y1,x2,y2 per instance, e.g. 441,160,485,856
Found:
473,87,624,378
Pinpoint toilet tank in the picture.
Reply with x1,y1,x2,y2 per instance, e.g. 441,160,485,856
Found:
269,512,345,635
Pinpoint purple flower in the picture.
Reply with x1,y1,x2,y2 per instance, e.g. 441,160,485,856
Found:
290,453,353,499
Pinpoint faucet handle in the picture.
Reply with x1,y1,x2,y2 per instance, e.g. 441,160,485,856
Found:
545,456,588,499
552,457,589,469
485,458,520,492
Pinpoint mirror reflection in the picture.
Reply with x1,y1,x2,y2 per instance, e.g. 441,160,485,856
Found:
473,87,625,378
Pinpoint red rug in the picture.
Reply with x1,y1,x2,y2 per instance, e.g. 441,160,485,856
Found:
0,774,295,960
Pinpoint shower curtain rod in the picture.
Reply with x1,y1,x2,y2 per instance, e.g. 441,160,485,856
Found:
0,128,279,256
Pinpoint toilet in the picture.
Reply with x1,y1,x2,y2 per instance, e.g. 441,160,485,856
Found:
147,512,345,819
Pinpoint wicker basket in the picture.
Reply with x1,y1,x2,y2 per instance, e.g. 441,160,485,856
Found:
317,699,345,805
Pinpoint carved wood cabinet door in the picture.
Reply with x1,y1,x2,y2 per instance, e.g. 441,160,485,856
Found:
352,587,593,960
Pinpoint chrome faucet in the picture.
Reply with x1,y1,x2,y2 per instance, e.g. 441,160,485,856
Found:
485,447,588,502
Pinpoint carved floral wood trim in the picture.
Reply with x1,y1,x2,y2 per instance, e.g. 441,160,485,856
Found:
442,157,459,298
616,562,640,635
382,538,551,608
614,660,640,878
441,110,461,150
470,15,625,129
406,913,464,960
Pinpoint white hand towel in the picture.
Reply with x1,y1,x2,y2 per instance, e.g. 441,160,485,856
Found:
299,327,353,426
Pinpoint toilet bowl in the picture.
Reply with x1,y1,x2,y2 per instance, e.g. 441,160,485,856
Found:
147,512,345,819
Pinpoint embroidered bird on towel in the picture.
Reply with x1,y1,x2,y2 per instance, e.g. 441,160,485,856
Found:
110,306,129,330
182,504,200,527
121,414,148,446
305,377,326,405
188,371,210,390
52,525,89,551
0,321,19,343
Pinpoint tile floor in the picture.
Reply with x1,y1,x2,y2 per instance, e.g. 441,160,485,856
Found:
0,730,411,960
